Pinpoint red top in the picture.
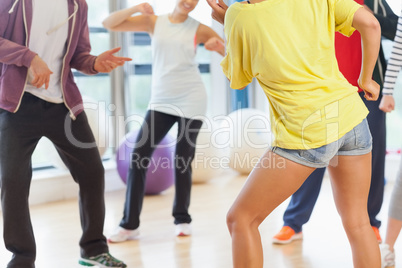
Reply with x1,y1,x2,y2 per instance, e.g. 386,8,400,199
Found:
334,0,364,92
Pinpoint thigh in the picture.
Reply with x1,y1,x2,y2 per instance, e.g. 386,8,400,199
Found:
229,150,315,225
47,111,104,172
327,153,372,221
134,110,177,151
0,107,41,176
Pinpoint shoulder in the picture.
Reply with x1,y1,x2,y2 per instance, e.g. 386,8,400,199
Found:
224,4,248,33
225,3,248,23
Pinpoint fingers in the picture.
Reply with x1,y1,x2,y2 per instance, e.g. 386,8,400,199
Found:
205,38,224,51
95,48,132,72
364,93,372,101
30,71,53,89
29,56,53,89
108,47,122,55
379,105,393,113
106,56,131,68
364,92,374,101
359,79,380,102
31,73,40,86
44,72,51,89
218,0,228,8
113,56,132,62
32,76,45,88
385,105,394,112
206,0,215,8
364,92,378,101
380,101,394,113
33,76,44,88
143,3,154,15
207,0,226,24
106,47,132,61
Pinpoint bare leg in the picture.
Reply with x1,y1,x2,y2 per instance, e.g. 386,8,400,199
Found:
327,153,380,268
227,150,315,268
384,217,402,251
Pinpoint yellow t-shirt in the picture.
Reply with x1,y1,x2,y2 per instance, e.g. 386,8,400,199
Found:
221,0,369,150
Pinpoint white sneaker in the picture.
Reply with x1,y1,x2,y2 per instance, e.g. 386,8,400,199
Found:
175,223,191,236
380,243,395,268
108,227,140,243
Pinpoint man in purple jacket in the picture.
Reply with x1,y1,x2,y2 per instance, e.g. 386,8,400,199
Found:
0,0,131,267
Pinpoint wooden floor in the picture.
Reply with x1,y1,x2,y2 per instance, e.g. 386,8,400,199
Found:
0,171,401,268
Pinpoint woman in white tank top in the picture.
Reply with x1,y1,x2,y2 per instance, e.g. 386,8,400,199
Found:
103,0,225,242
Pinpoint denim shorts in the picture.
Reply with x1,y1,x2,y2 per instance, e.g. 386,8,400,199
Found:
271,118,372,168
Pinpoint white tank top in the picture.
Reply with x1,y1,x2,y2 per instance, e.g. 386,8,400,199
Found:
149,14,207,120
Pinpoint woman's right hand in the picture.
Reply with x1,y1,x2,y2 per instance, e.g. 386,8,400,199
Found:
136,3,154,16
379,95,395,113
358,78,380,101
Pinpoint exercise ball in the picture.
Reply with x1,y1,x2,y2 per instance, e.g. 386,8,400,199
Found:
35,96,108,170
191,121,229,183
220,108,272,175
116,130,175,195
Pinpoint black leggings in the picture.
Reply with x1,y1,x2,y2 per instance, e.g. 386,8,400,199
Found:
120,110,203,229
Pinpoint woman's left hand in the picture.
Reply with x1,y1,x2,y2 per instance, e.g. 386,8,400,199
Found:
206,0,228,25
94,47,132,73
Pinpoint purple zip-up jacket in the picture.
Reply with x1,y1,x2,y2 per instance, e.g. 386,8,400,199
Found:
0,0,98,118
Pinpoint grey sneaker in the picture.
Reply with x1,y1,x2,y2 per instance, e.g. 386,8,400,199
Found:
79,252,127,268
380,244,395,268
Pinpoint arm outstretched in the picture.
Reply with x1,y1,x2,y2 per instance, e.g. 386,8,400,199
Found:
102,3,156,33
196,24,225,56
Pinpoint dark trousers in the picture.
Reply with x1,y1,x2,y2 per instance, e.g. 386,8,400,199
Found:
0,93,108,268
283,92,386,232
120,110,203,229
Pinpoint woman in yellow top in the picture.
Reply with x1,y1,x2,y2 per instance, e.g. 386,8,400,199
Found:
207,0,381,267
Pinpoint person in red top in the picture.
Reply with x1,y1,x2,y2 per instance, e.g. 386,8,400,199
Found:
272,0,398,245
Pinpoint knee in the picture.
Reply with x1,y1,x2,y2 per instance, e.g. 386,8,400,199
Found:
77,157,105,186
226,209,237,234
94,162,105,177
226,208,260,235
341,216,370,235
